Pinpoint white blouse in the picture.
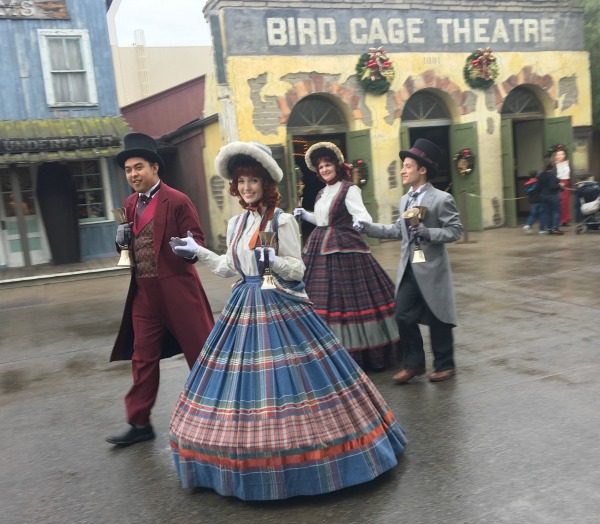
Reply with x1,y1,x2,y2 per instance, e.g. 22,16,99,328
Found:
313,181,373,226
196,210,305,281
556,161,571,181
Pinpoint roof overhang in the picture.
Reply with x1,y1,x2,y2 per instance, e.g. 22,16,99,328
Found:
0,116,131,165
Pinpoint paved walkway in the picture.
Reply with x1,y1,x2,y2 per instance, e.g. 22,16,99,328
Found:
2,226,600,523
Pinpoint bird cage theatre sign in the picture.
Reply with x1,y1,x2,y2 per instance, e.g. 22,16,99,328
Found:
0,1,69,19
224,9,582,54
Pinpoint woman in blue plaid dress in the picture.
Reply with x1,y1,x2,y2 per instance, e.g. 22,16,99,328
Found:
294,142,400,370
168,141,406,501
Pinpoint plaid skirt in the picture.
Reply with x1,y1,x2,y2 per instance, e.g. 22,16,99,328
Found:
302,241,400,370
169,276,407,501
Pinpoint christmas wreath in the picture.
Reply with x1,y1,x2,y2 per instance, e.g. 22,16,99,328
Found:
463,47,499,90
350,159,369,186
356,47,395,95
454,148,475,176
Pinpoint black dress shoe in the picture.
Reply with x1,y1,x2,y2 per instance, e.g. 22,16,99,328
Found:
106,424,155,446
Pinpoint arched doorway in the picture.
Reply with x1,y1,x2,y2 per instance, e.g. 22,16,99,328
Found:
501,86,546,225
401,91,453,192
401,90,482,230
287,95,376,239
500,85,572,226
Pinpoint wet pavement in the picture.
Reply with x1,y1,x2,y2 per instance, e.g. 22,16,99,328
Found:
1,226,600,524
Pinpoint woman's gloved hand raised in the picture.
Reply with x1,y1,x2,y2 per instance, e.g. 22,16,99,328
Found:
293,208,316,225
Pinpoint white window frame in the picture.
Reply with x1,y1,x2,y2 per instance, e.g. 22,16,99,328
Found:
71,158,114,224
37,29,99,107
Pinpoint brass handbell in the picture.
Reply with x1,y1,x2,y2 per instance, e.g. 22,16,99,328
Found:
258,231,277,289
111,208,133,268
402,206,428,264
412,245,426,264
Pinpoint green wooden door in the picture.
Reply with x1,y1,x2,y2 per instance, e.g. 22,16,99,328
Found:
399,127,410,200
544,117,573,156
400,126,410,151
346,129,378,245
346,130,376,220
501,119,517,227
449,122,482,230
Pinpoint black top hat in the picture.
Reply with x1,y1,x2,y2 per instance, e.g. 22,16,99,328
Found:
400,138,443,178
116,133,165,173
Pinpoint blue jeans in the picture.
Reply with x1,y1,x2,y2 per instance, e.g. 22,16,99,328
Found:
541,194,561,231
526,202,543,229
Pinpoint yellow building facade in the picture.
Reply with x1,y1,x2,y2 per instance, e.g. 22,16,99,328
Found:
202,0,591,231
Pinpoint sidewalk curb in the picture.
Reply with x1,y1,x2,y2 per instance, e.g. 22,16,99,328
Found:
0,267,130,289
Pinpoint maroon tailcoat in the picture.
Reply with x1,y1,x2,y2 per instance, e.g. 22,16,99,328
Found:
110,182,214,361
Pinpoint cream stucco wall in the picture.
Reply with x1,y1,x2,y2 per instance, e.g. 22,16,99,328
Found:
221,49,591,228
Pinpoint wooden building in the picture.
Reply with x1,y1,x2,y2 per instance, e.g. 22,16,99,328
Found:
0,0,129,269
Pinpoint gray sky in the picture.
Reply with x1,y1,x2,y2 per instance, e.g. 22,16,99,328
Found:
114,0,212,47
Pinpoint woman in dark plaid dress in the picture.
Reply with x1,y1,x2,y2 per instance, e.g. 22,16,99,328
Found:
168,141,406,501
294,142,400,370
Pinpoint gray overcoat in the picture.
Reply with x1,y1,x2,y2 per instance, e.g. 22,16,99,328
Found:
365,184,463,325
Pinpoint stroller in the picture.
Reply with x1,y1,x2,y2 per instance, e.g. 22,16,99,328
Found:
574,181,600,234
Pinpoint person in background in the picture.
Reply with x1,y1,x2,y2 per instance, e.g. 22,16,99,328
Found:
553,145,572,227
168,141,406,501
523,170,543,234
106,133,215,447
538,158,564,236
354,139,463,384
293,142,400,370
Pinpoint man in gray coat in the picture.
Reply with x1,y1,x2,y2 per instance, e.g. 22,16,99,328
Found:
354,138,463,383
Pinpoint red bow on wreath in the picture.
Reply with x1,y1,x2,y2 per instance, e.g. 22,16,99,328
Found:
366,46,393,81
472,48,495,80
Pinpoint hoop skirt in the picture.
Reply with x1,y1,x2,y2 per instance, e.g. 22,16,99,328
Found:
303,236,400,370
169,276,407,501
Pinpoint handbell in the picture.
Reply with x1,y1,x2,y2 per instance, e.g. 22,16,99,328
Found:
404,205,428,264
258,231,277,290
261,272,277,290
412,246,426,264
117,248,133,267
112,207,133,268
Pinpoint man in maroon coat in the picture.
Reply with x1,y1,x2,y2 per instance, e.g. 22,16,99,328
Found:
106,133,215,446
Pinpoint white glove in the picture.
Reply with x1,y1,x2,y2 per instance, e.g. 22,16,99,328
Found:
116,222,133,246
170,231,201,258
256,247,276,264
353,219,371,233
293,207,316,225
